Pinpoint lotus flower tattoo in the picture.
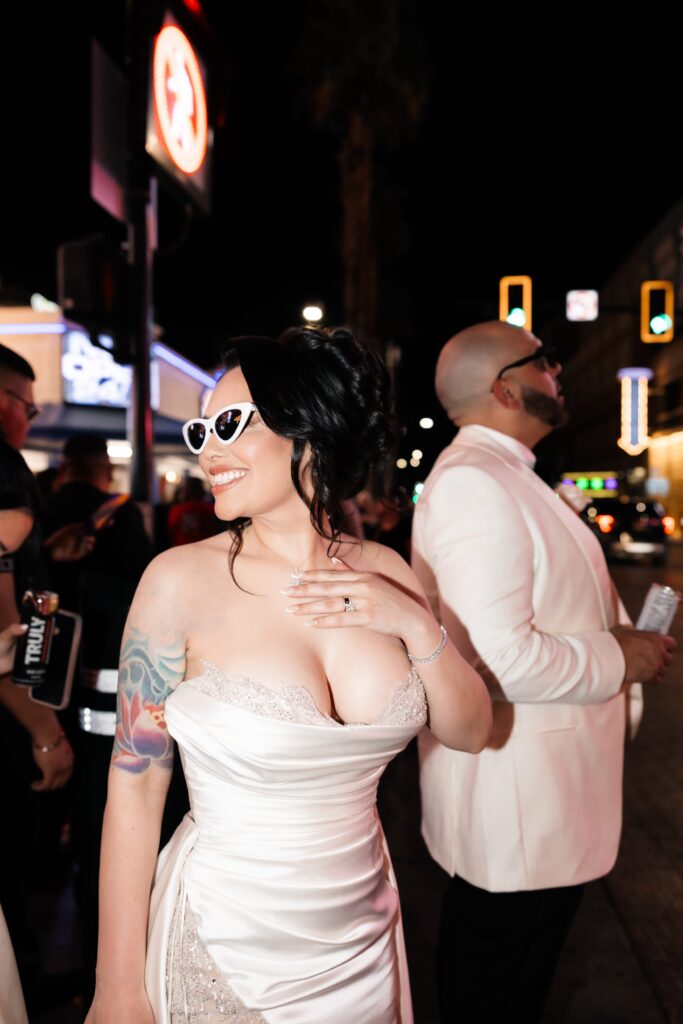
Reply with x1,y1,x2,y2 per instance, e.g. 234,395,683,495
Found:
112,630,185,774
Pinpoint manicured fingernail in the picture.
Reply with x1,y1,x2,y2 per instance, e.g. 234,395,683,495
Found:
280,588,296,595
331,557,342,564
304,620,315,627
285,606,297,613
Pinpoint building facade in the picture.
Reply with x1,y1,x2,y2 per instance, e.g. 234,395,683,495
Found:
543,200,683,532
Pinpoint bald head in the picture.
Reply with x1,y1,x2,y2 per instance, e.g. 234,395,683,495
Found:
435,321,539,423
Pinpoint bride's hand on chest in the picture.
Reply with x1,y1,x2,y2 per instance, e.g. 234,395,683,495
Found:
280,554,433,648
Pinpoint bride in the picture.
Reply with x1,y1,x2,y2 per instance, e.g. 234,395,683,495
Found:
85,327,491,1024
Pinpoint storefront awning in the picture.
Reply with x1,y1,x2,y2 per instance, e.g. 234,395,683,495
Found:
28,403,186,447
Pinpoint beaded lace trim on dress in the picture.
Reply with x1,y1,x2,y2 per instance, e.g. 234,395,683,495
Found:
191,660,427,728
168,897,266,1023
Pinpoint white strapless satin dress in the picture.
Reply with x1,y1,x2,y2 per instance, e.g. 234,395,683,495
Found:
144,661,427,1024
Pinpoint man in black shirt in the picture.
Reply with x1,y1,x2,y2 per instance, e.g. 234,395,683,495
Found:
43,434,152,607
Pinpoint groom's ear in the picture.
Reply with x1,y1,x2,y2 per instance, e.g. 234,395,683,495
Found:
491,378,521,410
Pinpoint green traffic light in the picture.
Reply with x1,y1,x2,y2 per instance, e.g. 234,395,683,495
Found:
506,307,527,328
650,314,673,335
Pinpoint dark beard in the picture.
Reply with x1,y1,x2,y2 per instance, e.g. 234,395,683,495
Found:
520,385,569,428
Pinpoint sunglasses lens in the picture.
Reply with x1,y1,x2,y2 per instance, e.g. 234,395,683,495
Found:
215,408,244,444
186,421,206,452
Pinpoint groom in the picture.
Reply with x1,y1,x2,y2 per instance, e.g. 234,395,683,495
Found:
411,321,674,1022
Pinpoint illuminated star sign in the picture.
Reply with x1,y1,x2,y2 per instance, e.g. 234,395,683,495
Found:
153,25,208,175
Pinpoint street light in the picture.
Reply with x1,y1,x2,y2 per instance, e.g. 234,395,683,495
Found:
419,417,434,429
396,458,408,469
302,304,324,324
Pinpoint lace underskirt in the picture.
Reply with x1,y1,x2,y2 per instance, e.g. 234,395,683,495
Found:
193,661,427,730
167,896,267,1024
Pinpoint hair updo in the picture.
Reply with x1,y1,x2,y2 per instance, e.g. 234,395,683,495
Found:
219,325,400,571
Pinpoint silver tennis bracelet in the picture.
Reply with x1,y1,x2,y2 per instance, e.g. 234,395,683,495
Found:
407,624,448,665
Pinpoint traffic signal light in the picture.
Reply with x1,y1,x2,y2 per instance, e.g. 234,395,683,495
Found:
640,281,674,342
499,276,532,331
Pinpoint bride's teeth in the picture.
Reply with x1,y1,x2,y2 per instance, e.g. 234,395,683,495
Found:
214,470,247,485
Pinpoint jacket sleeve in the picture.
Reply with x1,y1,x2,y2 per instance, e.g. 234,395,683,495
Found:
411,465,626,706
610,578,644,738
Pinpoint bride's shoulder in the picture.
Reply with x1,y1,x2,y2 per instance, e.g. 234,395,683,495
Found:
135,536,227,597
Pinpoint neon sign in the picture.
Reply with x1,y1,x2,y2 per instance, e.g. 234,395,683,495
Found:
62,332,132,407
617,367,653,456
152,24,208,175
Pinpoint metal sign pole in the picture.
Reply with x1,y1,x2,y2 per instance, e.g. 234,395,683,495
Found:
125,0,154,505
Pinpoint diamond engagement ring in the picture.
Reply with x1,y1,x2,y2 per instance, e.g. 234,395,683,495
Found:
344,597,358,613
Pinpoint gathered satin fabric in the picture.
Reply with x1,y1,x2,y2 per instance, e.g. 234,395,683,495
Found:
145,665,425,1023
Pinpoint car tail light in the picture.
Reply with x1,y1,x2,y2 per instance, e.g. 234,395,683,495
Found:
663,516,675,535
596,514,615,534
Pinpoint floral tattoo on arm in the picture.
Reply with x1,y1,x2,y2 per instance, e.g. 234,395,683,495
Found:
111,627,186,774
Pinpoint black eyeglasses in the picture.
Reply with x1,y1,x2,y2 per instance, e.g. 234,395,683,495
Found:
3,388,40,421
491,346,560,392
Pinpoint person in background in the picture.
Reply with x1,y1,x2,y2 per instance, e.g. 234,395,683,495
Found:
412,321,675,1023
0,613,44,1024
42,433,152,607
356,488,412,560
0,343,39,452
167,474,222,546
0,440,74,1009
35,465,61,503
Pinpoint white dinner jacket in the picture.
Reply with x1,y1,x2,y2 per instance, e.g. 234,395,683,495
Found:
412,424,642,892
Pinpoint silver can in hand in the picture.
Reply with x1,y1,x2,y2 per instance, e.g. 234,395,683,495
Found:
635,583,681,634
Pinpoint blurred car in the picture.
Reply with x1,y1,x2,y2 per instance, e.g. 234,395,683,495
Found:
581,496,674,564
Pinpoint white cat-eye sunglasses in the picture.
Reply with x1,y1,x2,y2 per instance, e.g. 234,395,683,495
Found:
182,403,258,454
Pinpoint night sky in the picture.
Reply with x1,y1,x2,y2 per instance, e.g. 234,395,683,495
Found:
2,3,681,465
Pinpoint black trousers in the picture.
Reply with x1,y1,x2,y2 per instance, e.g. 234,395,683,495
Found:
437,873,584,1024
